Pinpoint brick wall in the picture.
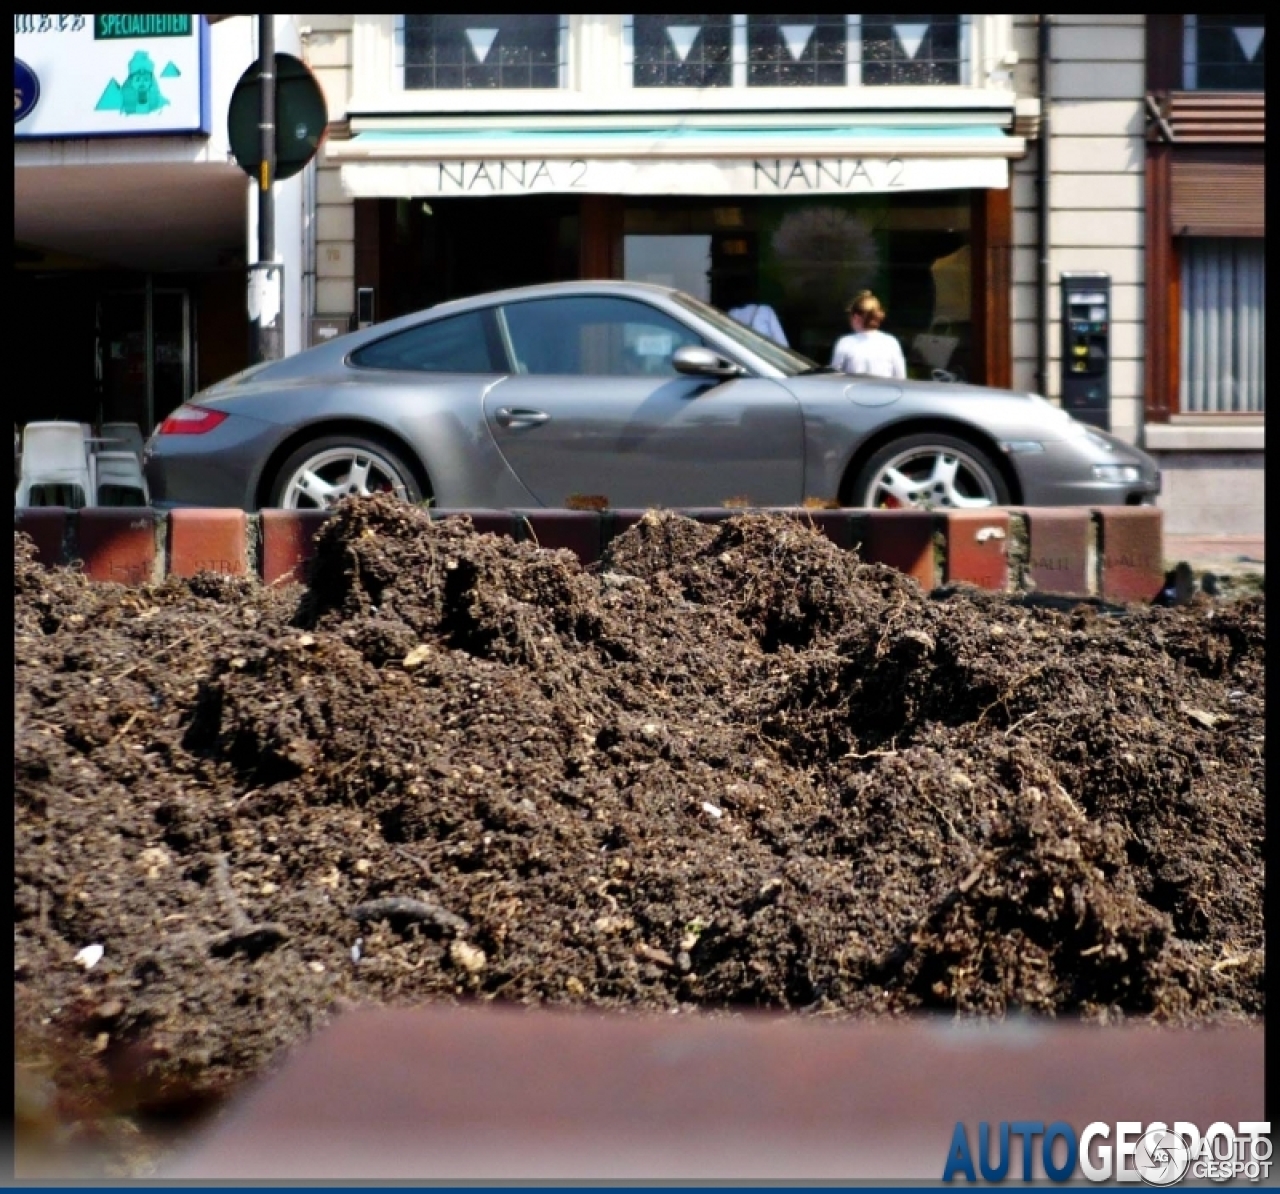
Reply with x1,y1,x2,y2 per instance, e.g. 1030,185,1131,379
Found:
15,506,1167,605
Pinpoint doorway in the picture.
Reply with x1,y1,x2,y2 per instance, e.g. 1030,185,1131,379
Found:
97,284,192,431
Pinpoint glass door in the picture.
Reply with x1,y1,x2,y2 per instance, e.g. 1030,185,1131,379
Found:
97,283,191,432
623,234,712,300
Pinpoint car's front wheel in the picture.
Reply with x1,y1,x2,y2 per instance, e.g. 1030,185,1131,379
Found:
851,433,1010,510
270,435,424,510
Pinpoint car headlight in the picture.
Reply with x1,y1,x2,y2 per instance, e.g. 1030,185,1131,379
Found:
1092,464,1142,483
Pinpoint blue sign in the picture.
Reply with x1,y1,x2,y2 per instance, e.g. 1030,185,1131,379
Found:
14,58,40,123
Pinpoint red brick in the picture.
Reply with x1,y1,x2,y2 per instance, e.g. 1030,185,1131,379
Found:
14,508,68,567
515,510,604,564
164,1005,1262,1181
167,509,249,579
943,510,1010,592
1023,509,1093,597
1097,507,1165,604
858,511,937,588
260,510,331,587
75,508,158,586
430,509,518,540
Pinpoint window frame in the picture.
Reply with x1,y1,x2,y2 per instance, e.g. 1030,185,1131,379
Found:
396,14,571,92
622,14,973,91
1181,14,1266,92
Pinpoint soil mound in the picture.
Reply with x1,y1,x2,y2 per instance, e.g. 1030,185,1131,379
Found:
14,498,1264,1164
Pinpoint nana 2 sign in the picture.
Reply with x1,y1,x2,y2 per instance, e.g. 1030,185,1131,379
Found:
14,13,210,138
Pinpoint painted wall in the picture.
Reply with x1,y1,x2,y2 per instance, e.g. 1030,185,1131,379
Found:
1010,14,1146,445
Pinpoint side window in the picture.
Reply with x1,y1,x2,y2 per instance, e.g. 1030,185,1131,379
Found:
350,311,499,372
500,297,705,377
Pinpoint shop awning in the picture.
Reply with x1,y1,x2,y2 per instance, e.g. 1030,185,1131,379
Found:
326,119,1025,198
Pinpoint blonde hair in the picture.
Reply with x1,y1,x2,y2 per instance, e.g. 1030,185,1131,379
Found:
846,291,886,331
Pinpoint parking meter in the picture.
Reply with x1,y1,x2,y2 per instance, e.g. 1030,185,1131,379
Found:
1060,272,1111,431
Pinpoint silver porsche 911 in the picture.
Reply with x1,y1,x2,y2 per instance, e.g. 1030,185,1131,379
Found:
145,280,1159,512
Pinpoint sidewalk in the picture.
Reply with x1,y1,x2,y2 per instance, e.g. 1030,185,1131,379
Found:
1162,534,1264,601
1163,533,1265,574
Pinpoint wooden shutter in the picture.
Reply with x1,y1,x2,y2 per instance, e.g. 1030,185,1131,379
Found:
1170,153,1264,237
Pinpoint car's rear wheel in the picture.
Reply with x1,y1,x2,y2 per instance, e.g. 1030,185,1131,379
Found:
270,435,423,510
852,433,1010,510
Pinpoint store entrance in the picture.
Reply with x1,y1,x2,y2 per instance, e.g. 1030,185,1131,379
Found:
368,196,581,320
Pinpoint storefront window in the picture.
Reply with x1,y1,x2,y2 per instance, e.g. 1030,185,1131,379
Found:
625,14,966,88
402,15,565,89
1179,238,1265,413
622,194,973,379
1182,15,1265,91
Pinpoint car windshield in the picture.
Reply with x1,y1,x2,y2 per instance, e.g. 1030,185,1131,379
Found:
671,292,823,377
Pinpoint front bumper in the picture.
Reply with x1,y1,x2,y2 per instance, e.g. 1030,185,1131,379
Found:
1008,434,1161,507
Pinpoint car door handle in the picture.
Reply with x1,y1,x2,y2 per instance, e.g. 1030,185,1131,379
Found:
494,407,550,428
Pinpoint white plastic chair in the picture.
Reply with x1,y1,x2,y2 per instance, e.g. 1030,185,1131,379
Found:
95,450,150,507
101,421,147,462
16,421,94,509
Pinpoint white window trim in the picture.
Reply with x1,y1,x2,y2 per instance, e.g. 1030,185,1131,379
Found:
351,14,1014,115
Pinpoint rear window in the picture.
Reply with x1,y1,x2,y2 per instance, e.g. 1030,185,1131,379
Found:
350,311,499,373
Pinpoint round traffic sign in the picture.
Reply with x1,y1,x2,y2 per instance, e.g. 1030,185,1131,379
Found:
227,51,328,182
15,59,41,123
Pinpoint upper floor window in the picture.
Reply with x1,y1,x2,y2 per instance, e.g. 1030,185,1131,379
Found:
1183,15,1265,91
402,14,566,89
631,14,733,88
625,14,967,88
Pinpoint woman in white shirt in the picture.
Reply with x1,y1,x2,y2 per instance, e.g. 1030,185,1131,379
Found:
830,291,907,379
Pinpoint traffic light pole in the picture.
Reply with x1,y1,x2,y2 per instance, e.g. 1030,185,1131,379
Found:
248,13,283,363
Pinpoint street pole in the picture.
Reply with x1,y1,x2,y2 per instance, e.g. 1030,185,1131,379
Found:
248,12,283,363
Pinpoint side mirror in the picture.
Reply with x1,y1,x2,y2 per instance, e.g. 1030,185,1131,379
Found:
672,345,744,379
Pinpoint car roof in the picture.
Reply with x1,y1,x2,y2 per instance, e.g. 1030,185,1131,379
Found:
220,280,699,384
425,278,683,318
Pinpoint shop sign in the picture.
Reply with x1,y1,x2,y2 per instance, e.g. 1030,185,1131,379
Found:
342,153,1008,198
14,13,209,138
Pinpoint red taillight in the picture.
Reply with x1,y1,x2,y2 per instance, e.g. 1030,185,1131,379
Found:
157,405,229,435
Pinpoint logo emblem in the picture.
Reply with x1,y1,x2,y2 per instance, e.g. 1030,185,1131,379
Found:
1135,1128,1191,1186
14,58,40,123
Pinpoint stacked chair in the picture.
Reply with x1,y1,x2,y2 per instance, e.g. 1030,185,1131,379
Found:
94,420,149,506
15,420,149,509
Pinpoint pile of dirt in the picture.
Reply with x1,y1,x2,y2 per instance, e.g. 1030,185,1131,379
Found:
13,498,1265,1168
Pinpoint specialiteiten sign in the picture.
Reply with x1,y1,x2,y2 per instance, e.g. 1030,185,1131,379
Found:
14,12,209,138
